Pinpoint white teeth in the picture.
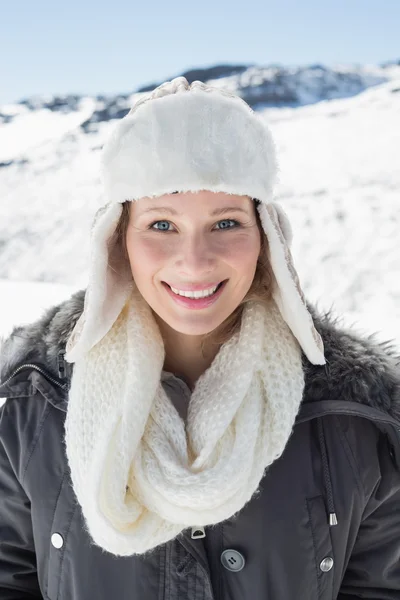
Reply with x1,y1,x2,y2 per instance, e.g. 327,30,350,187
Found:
170,284,219,299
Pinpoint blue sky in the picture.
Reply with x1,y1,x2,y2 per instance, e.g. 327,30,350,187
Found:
1,0,399,105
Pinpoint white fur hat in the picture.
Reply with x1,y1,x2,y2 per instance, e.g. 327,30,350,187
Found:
65,77,325,365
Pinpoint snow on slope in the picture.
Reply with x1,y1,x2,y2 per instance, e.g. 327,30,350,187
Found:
263,79,400,345
0,67,399,348
0,98,97,163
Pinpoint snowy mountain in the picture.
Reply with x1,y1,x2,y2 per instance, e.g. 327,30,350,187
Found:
2,62,398,140
141,62,400,109
0,62,399,346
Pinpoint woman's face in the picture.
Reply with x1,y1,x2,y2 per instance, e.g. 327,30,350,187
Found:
126,190,261,336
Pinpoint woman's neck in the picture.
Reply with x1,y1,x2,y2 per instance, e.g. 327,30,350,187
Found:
154,317,221,391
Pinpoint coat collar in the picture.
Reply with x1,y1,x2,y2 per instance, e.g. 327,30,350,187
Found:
1,289,399,424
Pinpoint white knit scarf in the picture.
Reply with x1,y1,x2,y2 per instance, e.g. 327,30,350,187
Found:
64,288,305,556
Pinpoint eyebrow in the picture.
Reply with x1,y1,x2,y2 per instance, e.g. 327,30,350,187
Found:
139,206,250,216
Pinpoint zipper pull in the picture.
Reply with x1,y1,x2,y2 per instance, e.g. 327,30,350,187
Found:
329,512,338,526
191,526,206,539
57,350,66,380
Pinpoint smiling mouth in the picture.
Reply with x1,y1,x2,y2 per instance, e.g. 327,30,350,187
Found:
163,280,226,293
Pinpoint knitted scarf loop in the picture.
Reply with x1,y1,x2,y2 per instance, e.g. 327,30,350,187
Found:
64,288,305,556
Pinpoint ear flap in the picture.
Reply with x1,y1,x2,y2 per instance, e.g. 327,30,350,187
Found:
257,202,325,365
65,202,133,363
272,202,293,247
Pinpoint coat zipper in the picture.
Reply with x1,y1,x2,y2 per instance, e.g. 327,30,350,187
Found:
0,350,68,391
191,526,206,539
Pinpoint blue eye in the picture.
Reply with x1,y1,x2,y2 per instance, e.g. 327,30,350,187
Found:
150,220,172,231
148,219,241,232
215,219,240,230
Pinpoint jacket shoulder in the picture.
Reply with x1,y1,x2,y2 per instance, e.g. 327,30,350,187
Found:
303,303,400,421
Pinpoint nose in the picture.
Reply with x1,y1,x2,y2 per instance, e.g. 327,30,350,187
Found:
174,233,217,276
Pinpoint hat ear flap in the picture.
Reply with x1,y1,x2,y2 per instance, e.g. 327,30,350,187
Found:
65,203,133,362
271,202,293,247
257,202,325,365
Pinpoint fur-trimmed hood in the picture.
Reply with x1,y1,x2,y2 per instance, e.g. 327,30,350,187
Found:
0,289,399,424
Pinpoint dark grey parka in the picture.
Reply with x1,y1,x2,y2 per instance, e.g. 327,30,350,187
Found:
1,289,400,600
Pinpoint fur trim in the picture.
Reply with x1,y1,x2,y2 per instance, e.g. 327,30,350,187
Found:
100,78,278,206
305,304,400,421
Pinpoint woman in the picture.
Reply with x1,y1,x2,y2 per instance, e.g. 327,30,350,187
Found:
1,77,400,599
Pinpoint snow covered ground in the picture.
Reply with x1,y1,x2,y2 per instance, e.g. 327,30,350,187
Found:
265,78,400,347
0,279,77,339
0,65,399,402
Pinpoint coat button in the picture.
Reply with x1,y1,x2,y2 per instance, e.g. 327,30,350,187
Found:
220,549,245,572
320,557,334,572
51,533,64,549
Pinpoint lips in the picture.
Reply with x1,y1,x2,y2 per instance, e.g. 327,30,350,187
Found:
164,281,225,292
162,279,228,293
161,279,228,309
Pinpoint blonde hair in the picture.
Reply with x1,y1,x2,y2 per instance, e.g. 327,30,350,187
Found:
111,199,274,352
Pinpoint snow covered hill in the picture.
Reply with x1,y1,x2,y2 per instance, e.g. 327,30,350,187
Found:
0,62,399,347
144,62,400,109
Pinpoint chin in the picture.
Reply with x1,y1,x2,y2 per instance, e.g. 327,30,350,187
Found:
178,327,219,337
166,321,221,337
161,313,230,337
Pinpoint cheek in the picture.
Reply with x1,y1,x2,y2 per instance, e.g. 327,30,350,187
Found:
217,233,260,268
127,235,170,274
